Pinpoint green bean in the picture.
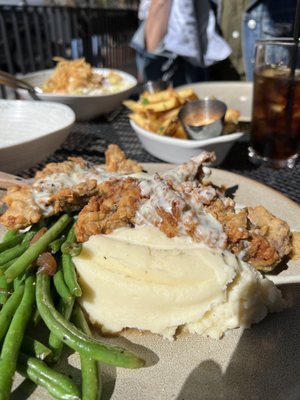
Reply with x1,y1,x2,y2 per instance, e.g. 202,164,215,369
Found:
0,258,18,276
61,242,82,257
62,253,82,297
17,352,81,400
21,335,53,362
66,224,76,243
53,265,73,303
72,303,101,400
48,296,75,362
0,276,35,400
0,275,10,305
5,214,72,282
36,274,145,368
62,225,82,297
0,284,24,342
22,230,38,244
49,235,66,254
1,229,18,242
13,271,26,291
0,242,29,270
0,233,25,253
32,307,41,326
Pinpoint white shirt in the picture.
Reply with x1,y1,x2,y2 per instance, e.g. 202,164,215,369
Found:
138,0,231,67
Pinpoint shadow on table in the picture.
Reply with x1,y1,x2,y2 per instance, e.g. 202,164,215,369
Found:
176,284,300,400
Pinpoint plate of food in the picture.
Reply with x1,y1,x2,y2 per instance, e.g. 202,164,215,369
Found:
0,145,299,400
18,58,137,120
124,87,244,165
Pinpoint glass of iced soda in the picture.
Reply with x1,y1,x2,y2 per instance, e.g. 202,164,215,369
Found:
249,39,300,168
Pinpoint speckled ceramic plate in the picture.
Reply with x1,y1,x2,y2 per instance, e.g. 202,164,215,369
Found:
2,164,300,400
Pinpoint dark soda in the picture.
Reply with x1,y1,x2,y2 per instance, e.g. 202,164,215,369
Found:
250,66,300,164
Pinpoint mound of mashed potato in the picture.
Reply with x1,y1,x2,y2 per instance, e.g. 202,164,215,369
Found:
73,226,285,340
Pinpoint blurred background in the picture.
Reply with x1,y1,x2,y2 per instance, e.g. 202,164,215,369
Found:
0,0,140,89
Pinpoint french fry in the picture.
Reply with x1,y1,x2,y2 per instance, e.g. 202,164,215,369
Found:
123,100,147,113
173,122,188,139
225,108,240,124
144,97,179,113
159,107,181,122
128,113,160,132
177,87,199,102
140,88,177,104
163,120,178,137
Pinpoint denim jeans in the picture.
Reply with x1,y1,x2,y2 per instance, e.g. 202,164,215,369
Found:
243,0,297,80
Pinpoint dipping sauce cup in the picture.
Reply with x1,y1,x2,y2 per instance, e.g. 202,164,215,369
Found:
179,99,227,140
249,39,300,168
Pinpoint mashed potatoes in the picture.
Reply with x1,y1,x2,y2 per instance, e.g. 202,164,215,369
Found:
74,226,284,340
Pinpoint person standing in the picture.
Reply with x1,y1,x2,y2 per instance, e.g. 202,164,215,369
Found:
131,0,231,86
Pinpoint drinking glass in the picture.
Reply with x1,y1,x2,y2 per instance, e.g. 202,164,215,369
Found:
248,38,300,168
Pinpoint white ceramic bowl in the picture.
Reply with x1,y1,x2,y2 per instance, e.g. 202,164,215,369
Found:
177,81,253,121
18,68,137,121
130,120,244,165
0,100,75,174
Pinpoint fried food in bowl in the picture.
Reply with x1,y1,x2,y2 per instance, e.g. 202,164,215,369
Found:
18,58,137,120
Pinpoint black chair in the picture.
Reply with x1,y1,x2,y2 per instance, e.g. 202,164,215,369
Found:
0,4,138,97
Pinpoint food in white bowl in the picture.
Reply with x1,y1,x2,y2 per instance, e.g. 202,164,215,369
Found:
41,57,132,96
0,99,75,174
124,86,241,139
124,86,243,164
18,58,137,120
130,119,244,164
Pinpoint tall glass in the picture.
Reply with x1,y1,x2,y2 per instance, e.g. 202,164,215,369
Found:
248,39,300,168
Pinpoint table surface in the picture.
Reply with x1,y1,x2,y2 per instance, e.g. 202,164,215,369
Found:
21,107,300,205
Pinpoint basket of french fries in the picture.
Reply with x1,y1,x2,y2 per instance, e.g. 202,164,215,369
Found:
123,87,243,165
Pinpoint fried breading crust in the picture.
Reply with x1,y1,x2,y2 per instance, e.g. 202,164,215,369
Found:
246,206,292,271
0,185,42,230
35,157,88,179
46,179,100,215
105,144,143,174
0,145,144,230
0,146,297,272
205,200,292,271
75,169,293,272
291,232,300,260
75,177,141,242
